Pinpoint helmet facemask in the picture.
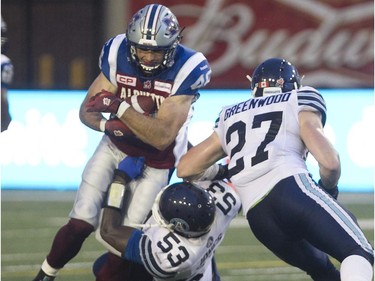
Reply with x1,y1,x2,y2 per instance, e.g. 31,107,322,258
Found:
128,39,180,76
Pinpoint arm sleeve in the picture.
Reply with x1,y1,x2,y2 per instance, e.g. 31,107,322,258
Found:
123,229,143,264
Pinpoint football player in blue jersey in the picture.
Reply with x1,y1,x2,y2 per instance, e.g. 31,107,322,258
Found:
1,15,14,132
177,58,374,280
32,4,211,281
94,156,241,281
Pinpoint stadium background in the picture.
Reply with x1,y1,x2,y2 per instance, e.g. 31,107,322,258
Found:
1,0,374,280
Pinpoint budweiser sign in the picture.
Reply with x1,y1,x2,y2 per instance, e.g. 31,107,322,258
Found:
131,0,374,88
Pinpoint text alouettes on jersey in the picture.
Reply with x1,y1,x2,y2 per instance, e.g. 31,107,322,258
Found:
132,180,241,280
99,34,211,169
214,86,327,213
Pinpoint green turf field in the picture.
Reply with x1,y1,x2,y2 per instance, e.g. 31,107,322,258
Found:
1,191,373,281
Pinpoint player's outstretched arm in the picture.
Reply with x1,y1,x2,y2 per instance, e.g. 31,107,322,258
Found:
177,132,226,181
299,110,341,190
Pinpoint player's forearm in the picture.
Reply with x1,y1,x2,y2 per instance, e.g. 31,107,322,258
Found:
312,136,341,189
178,155,217,181
100,207,121,249
101,208,122,233
319,159,341,189
117,94,193,150
178,133,225,180
79,105,106,132
100,206,138,256
120,108,177,150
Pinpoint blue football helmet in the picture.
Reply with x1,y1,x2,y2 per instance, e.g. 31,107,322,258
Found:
126,4,181,76
250,58,301,97
152,182,215,238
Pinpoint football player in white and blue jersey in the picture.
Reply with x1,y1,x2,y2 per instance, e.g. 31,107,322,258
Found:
95,156,241,281
177,58,374,281
32,4,211,281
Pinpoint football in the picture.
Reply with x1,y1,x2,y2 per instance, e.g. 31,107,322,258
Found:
105,95,157,140
125,95,157,115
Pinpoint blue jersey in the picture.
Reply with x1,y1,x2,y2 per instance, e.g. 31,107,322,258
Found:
99,34,211,168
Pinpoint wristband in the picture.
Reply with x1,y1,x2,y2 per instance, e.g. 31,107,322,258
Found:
212,164,229,181
99,118,107,132
106,182,126,209
116,101,131,118
199,164,220,181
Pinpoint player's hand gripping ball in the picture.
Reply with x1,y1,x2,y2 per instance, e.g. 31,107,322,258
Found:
104,95,157,139
86,90,123,114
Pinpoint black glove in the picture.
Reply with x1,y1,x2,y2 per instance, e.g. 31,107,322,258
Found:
318,179,339,200
212,164,229,181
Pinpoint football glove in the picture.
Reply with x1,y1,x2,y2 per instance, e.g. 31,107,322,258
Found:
318,179,339,200
213,164,229,181
86,90,123,114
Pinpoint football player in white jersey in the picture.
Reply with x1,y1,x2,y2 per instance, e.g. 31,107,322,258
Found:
1,15,13,132
94,156,241,281
32,4,211,281
177,58,374,281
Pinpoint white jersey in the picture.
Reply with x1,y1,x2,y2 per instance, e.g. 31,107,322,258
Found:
138,180,241,280
214,86,327,214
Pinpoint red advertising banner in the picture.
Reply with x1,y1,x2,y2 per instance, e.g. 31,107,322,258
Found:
130,0,374,89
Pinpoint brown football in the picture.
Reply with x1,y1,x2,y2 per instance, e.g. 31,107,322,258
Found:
125,95,157,114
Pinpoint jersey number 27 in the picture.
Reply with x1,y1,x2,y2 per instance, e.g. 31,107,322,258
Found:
226,111,282,177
